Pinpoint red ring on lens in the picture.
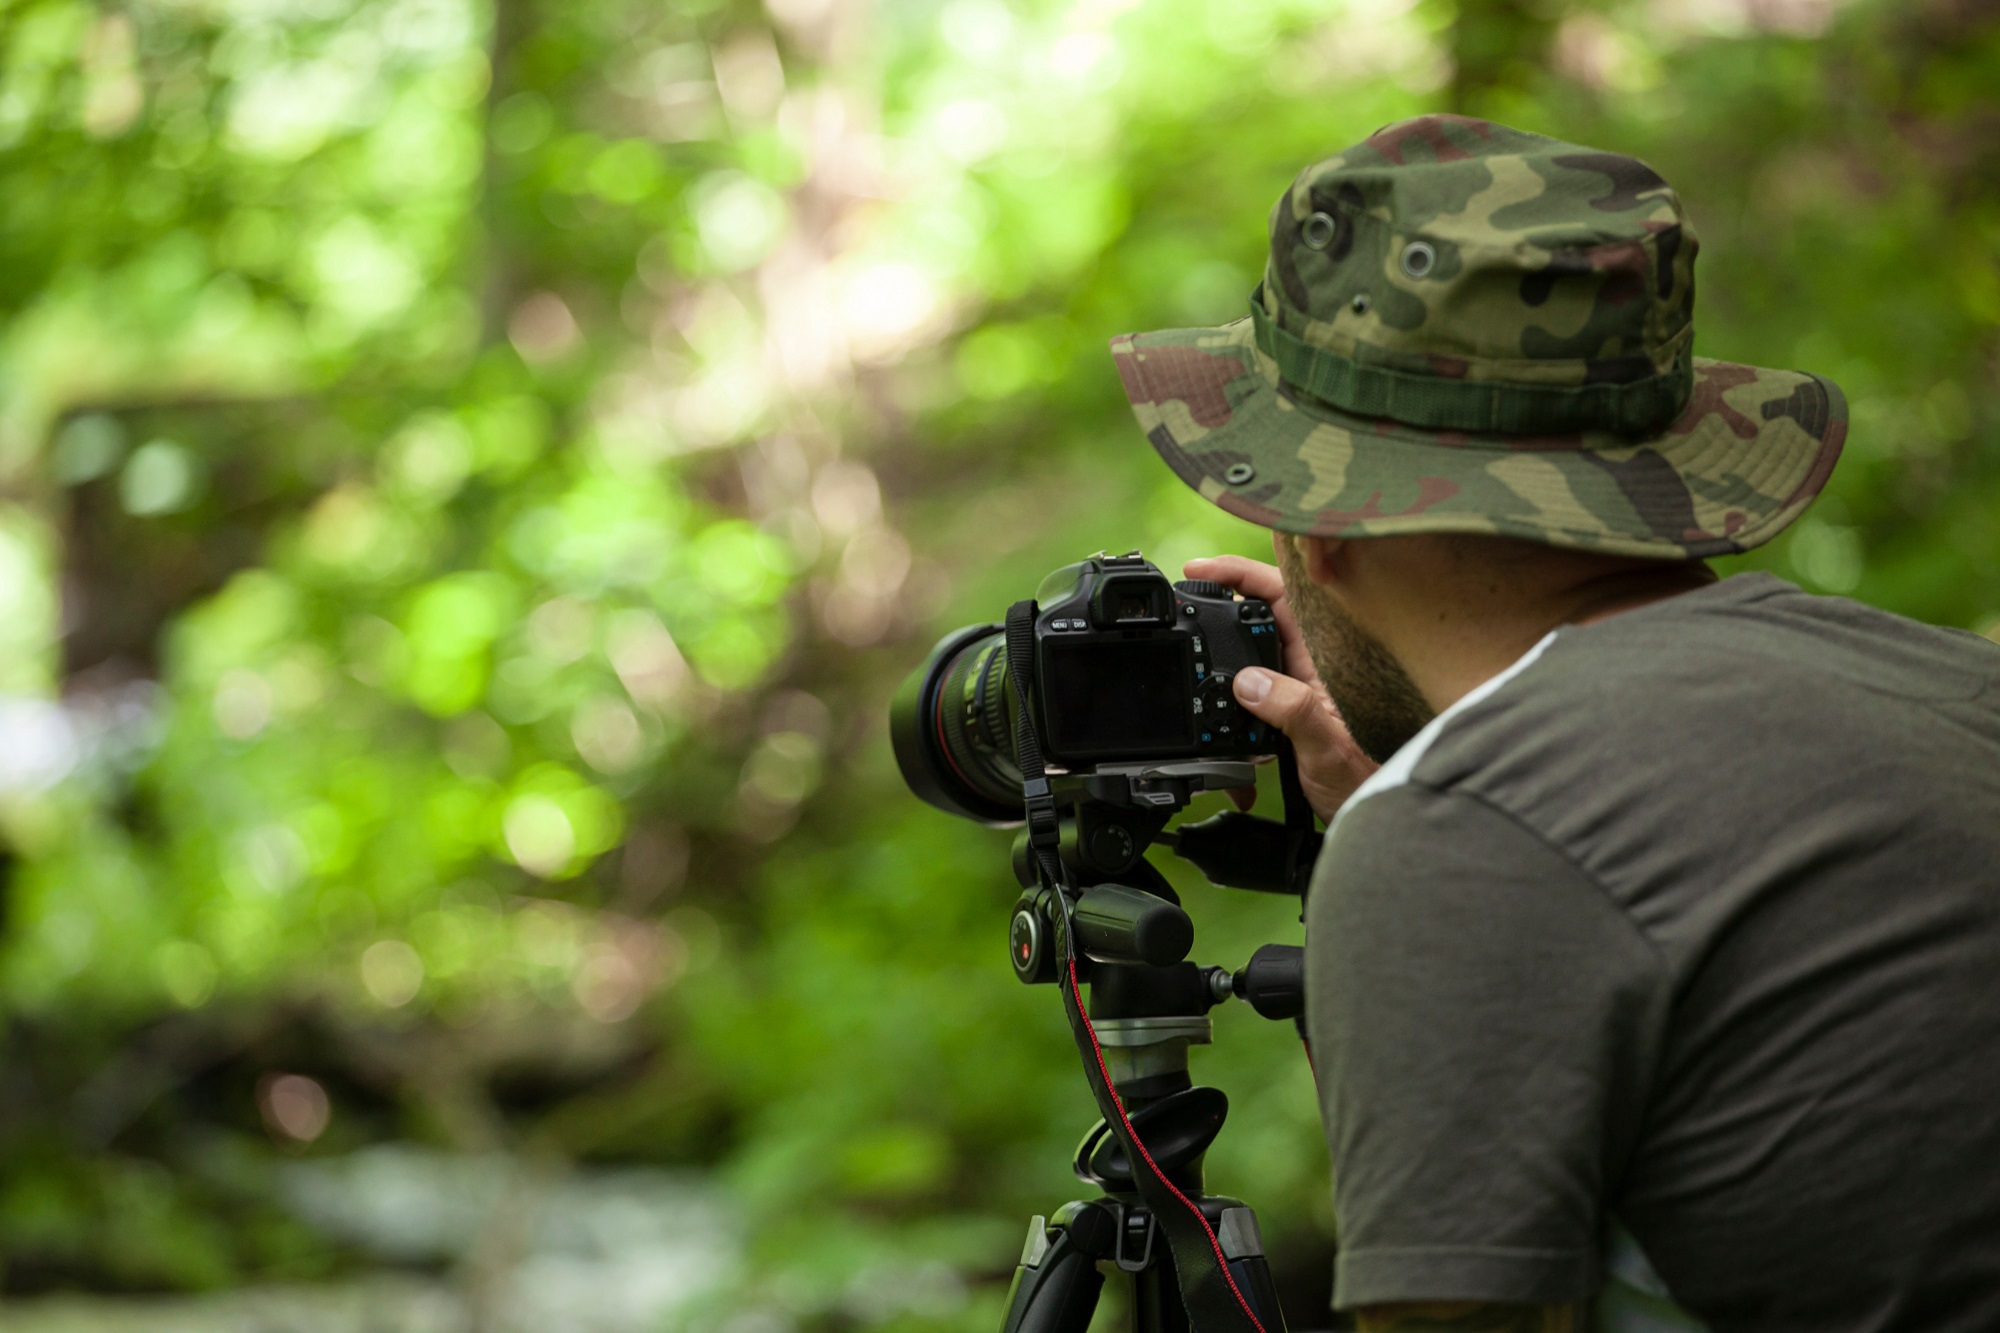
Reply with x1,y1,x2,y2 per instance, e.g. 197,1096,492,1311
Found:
933,667,980,794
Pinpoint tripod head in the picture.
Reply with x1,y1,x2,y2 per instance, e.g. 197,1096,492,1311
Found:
1007,760,1315,898
1004,759,1314,1023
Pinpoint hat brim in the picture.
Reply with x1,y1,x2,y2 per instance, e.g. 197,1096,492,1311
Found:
1111,317,1845,560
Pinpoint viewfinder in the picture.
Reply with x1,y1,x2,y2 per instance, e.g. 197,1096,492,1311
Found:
1091,574,1170,629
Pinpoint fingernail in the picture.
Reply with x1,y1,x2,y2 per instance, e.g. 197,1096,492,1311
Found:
1235,669,1272,704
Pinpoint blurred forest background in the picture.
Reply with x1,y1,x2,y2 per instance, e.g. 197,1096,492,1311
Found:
0,0,1995,1326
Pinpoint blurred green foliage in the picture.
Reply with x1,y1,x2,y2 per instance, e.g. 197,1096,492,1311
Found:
0,0,1995,1325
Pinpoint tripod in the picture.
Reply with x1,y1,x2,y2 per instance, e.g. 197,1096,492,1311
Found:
997,761,1313,1333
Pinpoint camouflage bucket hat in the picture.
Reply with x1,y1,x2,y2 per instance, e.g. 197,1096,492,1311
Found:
1111,115,1847,559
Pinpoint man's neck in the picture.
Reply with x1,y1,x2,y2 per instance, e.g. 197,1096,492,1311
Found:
1389,562,1719,714
1563,562,1721,628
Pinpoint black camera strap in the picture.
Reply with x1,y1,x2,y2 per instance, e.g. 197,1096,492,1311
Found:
1004,600,1065,895
1277,741,1315,897
1002,599,1267,1333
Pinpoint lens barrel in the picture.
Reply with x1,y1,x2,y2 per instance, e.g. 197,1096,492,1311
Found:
889,624,1024,825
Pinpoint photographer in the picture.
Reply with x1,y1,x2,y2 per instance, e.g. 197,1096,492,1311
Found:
1114,117,2000,1332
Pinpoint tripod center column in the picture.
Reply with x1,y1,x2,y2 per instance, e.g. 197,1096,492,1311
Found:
1090,1015,1212,1096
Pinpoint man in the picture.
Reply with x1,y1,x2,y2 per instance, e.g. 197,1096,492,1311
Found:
1110,115,2000,1333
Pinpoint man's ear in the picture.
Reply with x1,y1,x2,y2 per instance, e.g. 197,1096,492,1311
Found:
1299,533,1344,586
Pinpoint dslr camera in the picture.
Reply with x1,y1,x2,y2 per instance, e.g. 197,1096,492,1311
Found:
890,555,1313,1330
891,553,1284,826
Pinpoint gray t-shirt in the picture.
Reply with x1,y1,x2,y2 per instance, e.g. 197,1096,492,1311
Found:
1306,573,2000,1332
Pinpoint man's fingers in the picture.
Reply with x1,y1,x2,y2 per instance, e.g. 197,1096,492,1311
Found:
1234,667,1377,819
1186,554,1326,710
1182,555,1286,605
1184,554,1313,668
1234,667,1351,769
1233,666,1321,735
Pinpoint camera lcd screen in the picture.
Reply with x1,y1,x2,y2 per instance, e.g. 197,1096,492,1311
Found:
1043,638,1194,756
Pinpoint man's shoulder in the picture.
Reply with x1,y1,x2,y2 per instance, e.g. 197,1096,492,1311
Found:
1404,573,1996,797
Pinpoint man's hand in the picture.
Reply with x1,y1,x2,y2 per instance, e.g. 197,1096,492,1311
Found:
1182,553,1379,821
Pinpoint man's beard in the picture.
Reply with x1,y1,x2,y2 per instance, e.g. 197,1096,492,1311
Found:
1276,539,1436,765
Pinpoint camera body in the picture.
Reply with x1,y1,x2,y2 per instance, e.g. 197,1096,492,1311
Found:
1026,553,1283,768
891,551,1284,826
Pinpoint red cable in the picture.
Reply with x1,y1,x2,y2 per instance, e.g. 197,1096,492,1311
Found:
1067,956,1268,1333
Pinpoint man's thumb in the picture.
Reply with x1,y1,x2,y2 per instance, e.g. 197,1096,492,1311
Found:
1232,667,1315,735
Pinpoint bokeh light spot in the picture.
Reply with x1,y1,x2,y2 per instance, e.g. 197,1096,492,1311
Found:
258,1073,331,1144
213,669,274,740
360,939,425,1007
573,944,642,1022
51,414,126,485
120,440,201,516
509,291,582,363
693,172,788,272
504,795,576,877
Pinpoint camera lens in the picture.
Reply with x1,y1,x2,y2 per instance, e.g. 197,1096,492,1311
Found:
889,625,1024,825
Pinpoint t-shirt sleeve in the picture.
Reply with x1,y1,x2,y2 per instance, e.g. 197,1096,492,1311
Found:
1306,782,1669,1311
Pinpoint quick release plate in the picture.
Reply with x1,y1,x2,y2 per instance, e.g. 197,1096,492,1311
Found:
1072,760,1258,812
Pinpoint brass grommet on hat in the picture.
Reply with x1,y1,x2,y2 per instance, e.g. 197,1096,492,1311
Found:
1401,241,1436,279
1302,212,1338,251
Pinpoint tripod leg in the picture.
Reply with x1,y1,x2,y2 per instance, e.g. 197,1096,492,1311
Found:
1133,1200,1287,1333
1001,1201,1119,1333
1215,1204,1286,1332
